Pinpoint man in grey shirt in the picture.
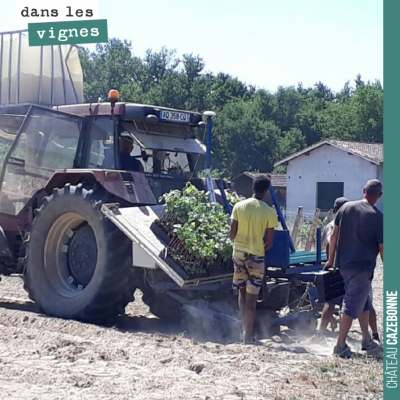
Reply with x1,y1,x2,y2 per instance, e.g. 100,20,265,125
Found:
325,179,383,358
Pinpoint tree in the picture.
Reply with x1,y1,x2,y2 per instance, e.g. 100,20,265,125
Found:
182,53,205,83
279,128,307,159
352,83,383,142
271,86,302,132
213,100,280,178
336,81,353,103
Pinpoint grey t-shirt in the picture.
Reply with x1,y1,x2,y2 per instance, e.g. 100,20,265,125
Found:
334,200,383,272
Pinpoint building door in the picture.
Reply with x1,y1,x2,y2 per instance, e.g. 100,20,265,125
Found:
316,182,344,211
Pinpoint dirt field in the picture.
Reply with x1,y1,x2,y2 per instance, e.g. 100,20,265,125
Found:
0,261,383,400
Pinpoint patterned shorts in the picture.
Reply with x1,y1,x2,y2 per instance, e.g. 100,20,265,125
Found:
232,253,265,295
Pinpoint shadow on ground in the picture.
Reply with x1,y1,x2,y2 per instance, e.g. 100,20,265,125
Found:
0,299,39,313
116,314,183,336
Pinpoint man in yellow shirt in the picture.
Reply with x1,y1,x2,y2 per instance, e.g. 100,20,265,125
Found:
229,175,278,344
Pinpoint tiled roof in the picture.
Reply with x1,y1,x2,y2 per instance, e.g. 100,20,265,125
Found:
269,174,287,187
328,140,383,163
275,139,383,166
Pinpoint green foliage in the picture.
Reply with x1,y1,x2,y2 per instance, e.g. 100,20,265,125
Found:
296,221,311,250
293,216,330,250
272,165,287,174
175,202,232,261
161,184,233,265
226,191,246,205
197,168,230,179
161,184,209,224
81,39,383,179
278,128,307,159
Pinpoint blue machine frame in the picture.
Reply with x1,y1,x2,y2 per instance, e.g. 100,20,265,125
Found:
265,184,326,280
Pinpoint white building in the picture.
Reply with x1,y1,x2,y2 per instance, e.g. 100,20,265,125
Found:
275,140,383,215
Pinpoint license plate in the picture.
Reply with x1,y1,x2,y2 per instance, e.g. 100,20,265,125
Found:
160,110,190,123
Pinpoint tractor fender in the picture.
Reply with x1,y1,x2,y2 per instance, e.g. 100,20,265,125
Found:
44,169,156,205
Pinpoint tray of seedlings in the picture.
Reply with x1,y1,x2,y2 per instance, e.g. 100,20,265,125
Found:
153,184,242,279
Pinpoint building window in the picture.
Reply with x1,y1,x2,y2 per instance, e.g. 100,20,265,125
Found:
316,182,344,211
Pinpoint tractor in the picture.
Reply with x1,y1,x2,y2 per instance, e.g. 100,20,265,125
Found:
0,98,225,323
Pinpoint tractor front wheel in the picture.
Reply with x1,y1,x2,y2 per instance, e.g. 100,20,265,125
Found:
23,183,137,325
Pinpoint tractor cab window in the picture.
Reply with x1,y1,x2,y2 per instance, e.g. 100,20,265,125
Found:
0,113,22,173
120,122,205,177
87,117,114,169
85,119,206,178
134,149,191,175
0,107,83,216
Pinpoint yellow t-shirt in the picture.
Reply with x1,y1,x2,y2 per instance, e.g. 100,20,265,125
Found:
231,198,278,257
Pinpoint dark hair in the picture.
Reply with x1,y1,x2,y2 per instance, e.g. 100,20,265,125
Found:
333,197,349,213
253,175,271,194
364,179,383,195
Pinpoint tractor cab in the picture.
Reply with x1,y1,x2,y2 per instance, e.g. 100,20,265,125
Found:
0,99,210,221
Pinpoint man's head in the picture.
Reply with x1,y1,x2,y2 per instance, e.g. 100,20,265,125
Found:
252,175,271,198
333,197,349,213
363,179,383,205
119,131,134,154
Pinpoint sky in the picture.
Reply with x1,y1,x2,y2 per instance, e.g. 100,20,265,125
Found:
2,0,383,92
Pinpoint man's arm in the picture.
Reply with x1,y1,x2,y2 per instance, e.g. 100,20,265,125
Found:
379,243,383,262
325,225,339,269
264,228,275,251
229,205,238,240
229,220,238,240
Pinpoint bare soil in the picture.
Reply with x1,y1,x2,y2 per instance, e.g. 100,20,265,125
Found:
0,261,383,400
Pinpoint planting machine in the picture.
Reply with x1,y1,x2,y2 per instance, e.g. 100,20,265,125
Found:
0,30,331,338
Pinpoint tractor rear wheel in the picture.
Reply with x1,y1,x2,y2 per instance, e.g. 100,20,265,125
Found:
23,183,137,325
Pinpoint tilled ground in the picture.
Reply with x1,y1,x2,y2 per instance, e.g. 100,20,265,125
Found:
0,261,383,400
